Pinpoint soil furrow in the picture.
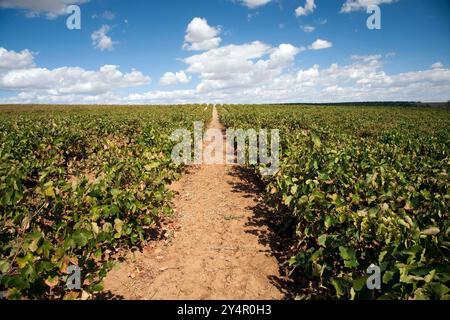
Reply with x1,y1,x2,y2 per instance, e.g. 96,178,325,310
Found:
103,107,285,300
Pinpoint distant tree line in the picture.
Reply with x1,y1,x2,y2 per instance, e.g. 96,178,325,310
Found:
270,101,450,108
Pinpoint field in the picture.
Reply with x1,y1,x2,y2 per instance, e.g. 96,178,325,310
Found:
0,104,449,300
219,105,450,299
0,105,211,299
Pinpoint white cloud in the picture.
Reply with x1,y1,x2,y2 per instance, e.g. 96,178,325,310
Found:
0,0,89,19
341,0,398,13
0,53,151,96
295,0,316,17
296,64,320,85
5,91,125,105
302,25,316,33
183,17,222,51
239,0,271,9
91,25,118,51
2,43,450,104
184,41,302,93
308,39,333,50
4,55,450,104
118,54,450,104
265,44,304,69
159,71,192,86
0,47,35,70
128,89,197,104
431,62,444,69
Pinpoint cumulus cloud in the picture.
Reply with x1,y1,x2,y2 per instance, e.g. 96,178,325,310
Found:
308,39,333,50
0,65,150,94
341,0,398,13
91,25,118,51
159,71,192,86
295,0,316,17
296,64,320,84
184,41,302,93
183,17,222,51
114,54,450,105
0,0,89,19
0,48,151,101
239,0,271,9
3,56,450,104
2,39,450,104
0,47,35,70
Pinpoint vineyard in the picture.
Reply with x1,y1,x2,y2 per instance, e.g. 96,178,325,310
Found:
219,105,450,300
0,104,449,300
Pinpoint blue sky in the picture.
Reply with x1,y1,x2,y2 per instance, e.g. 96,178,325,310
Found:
0,0,449,104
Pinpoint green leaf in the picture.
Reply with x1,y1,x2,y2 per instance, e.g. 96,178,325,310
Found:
16,252,34,268
420,190,431,201
378,250,388,264
114,219,124,233
27,232,42,253
44,186,56,198
344,259,359,268
400,274,424,284
383,270,395,284
397,218,410,229
71,230,90,247
311,133,322,148
91,222,99,235
427,283,449,299
0,260,10,273
353,276,367,292
339,246,359,268
339,246,356,260
324,216,335,229
89,281,104,292
318,234,328,247
413,288,429,300
421,227,440,236
331,277,350,298
291,184,298,195
102,222,113,233
424,270,436,283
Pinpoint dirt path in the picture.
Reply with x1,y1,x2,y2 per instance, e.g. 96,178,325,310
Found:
103,107,286,300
